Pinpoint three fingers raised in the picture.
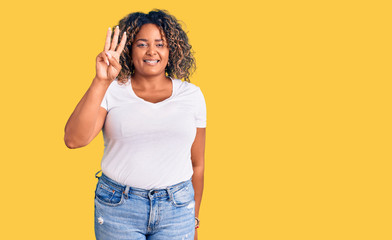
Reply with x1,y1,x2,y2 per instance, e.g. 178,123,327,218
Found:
104,26,127,53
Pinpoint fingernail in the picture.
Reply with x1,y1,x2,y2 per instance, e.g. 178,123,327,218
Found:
108,27,111,31
106,59,109,66
105,51,111,59
116,25,119,29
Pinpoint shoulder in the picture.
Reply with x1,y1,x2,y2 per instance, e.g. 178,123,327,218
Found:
105,78,130,93
174,79,202,96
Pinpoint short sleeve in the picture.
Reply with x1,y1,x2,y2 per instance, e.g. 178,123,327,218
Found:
195,87,207,128
100,88,109,111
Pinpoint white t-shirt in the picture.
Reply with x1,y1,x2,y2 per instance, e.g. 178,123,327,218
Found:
99,76,206,189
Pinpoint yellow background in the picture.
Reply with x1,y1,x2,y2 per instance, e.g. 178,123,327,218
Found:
1,0,391,239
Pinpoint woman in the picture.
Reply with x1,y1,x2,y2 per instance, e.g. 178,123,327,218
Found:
64,9,206,240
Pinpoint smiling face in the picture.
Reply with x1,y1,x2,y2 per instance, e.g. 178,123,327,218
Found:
131,23,169,78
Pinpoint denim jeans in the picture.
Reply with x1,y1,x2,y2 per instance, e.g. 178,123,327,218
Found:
94,170,196,240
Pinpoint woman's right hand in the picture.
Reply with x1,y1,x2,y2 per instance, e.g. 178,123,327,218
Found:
95,26,127,83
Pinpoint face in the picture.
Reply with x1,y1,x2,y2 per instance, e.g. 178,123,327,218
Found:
131,23,169,77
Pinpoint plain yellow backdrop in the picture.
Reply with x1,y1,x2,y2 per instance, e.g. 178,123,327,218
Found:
0,0,391,239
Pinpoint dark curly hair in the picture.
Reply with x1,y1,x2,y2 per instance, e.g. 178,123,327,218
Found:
110,9,196,85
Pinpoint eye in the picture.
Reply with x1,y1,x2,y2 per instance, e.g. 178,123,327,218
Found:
137,43,147,47
157,44,164,47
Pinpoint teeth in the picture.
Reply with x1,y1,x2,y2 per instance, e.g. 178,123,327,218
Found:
144,60,159,63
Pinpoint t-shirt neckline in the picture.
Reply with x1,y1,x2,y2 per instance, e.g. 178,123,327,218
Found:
128,76,175,106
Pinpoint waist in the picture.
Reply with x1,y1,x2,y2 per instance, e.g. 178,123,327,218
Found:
98,172,193,198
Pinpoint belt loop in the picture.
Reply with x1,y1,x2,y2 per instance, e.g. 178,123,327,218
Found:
123,185,130,199
95,170,102,179
166,186,173,202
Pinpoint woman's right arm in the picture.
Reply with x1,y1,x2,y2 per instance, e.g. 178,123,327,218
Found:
64,26,127,149
64,78,110,149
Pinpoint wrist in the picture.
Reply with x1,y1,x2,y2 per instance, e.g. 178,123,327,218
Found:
195,217,200,229
93,76,111,86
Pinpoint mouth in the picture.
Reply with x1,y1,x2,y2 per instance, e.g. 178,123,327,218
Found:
143,59,160,64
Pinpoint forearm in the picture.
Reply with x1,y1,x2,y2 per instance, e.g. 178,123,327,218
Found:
64,77,110,148
192,165,204,218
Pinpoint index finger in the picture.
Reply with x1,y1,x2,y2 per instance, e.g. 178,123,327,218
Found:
116,32,127,54
104,27,112,51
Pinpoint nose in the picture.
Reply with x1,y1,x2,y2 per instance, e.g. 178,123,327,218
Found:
146,46,158,56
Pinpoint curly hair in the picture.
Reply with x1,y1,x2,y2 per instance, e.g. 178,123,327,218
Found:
110,9,196,85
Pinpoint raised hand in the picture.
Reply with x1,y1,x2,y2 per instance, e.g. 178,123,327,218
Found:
95,26,127,83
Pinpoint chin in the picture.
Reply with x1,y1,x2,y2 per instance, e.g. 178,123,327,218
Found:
144,68,165,73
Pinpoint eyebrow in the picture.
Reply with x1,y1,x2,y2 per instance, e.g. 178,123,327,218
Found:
135,39,163,42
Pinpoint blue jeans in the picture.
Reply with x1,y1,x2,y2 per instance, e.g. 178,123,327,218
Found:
94,170,196,240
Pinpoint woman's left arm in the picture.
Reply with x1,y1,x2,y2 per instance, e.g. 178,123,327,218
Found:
191,127,206,231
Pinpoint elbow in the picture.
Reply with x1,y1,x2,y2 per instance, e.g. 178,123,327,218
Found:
65,141,77,149
64,125,92,149
64,135,88,149
64,136,78,149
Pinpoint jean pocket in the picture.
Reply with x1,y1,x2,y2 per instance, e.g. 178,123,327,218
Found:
94,180,125,207
170,182,194,207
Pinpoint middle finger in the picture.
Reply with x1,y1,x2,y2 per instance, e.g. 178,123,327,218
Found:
110,26,120,51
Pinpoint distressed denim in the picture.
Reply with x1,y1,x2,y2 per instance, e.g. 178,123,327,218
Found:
94,170,195,240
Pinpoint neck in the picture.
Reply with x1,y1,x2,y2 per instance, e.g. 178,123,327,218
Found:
131,73,171,90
